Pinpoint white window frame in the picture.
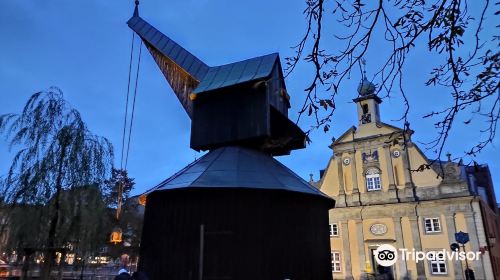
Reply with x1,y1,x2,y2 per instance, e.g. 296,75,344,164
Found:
428,251,447,275
365,168,382,191
331,251,341,272
329,223,339,237
424,217,442,233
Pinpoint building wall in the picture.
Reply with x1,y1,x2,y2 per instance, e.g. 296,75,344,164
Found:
320,94,499,279
327,199,495,280
141,188,333,280
479,200,500,277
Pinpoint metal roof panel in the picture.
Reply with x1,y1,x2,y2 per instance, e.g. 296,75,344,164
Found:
141,25,154,39
161,40,175,56
128,17,281,95
127,16,209,81
127,16,140,26
176,50,189,67
219,60,247,88
168,44,182,62
193,62,210,79
256,56,277,78
192,53,279,94
195,67,220,92
181,55,196,74
157,36,168,50
150,146,333,201
206,64,233,90
150,31,163,46
236,58,261,83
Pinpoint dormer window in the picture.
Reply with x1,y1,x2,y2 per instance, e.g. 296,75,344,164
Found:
365,168,381,191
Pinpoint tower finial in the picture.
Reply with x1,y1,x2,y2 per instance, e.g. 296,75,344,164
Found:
357,59,375,96
361,58,367,79
309,173,315,185
133,0,140,17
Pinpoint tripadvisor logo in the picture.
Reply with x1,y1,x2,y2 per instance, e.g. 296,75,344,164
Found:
374,244,482,267
374,244,398,267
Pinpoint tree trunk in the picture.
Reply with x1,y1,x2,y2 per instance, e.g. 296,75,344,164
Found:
41,141,68,279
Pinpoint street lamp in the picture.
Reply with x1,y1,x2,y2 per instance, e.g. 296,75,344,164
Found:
110,227,123,245
110,180,124,244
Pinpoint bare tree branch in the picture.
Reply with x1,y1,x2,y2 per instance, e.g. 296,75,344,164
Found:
288,0,499,161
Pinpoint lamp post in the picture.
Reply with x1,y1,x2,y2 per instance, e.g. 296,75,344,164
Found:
455,231,475,280
110,181,124,245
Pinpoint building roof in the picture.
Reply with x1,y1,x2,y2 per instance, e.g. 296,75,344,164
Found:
127,15,280,95
146,146,333,201
127,16,209,81
192,53,279,94
357,77,376,96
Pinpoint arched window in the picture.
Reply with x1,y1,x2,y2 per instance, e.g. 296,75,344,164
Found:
365,168,381,191
362,104,369,114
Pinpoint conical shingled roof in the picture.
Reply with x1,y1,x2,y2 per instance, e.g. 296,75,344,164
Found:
147,146,333,202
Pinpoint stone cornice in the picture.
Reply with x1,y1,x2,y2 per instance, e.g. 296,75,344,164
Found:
329,195,478,220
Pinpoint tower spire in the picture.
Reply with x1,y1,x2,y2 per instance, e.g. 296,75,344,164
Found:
361,58,367,79
353,61,382,125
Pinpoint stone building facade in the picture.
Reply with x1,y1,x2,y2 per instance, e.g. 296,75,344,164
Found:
317,79,500,279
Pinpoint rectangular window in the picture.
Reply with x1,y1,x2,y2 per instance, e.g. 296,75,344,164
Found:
424,218,441,233
329,223,339,237
331,251,341,272
373,176,381,189
365,168,382,191
366,176,381,191
429,251,447,275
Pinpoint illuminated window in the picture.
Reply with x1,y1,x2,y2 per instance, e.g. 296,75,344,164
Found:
429,251,447,274
329,224,339,237
424,218,441,233
331,251,341,272
365,168,381,191
66,253,75,265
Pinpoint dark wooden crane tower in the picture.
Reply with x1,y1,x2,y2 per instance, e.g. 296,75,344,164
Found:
128,3,335,279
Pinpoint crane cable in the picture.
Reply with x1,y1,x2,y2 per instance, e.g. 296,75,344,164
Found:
120,32,136,170
116,31,142,221
120,33,143,171
125,40,143,170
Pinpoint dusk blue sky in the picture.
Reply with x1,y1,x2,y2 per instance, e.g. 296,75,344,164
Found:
1,1,498,201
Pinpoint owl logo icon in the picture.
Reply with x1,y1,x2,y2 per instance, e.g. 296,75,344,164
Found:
374,244,398,267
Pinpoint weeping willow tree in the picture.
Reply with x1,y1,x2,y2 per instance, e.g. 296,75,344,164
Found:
4,186,112,278
3,204,48,278
0,87,113,278
54,185,113,275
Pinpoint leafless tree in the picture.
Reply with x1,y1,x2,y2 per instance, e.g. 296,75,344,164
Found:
287,0,499,162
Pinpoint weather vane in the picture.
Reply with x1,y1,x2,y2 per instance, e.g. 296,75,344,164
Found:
361,58,367,79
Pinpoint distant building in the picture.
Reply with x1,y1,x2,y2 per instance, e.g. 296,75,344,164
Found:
0,187,146,260
317,78,500,279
